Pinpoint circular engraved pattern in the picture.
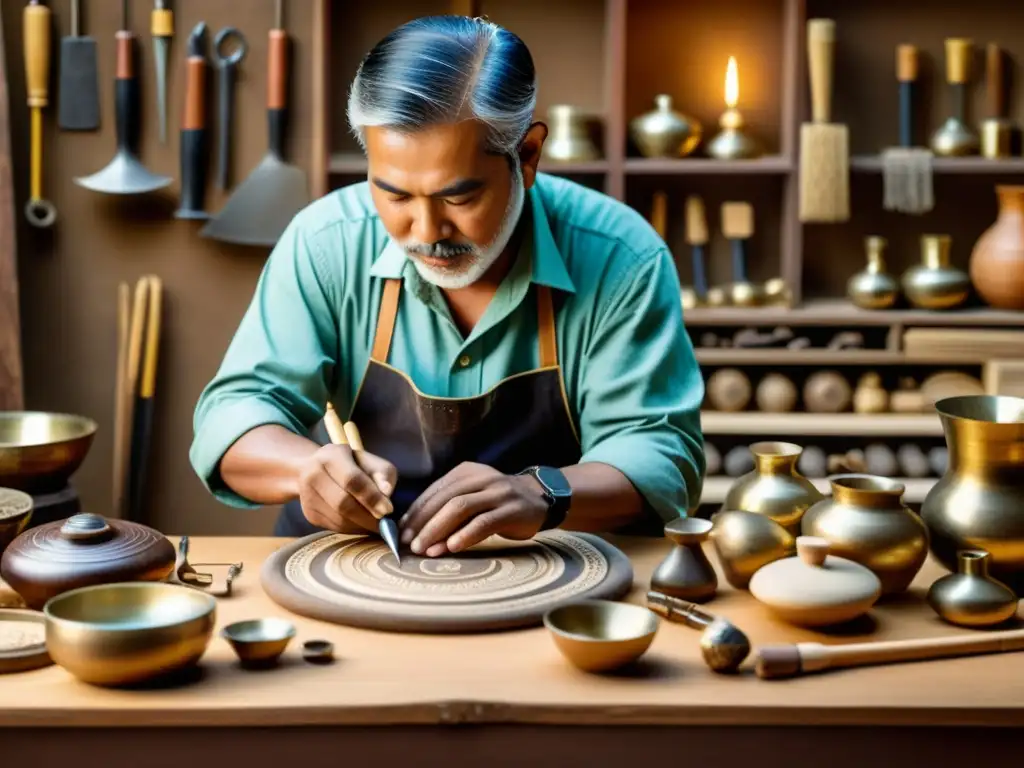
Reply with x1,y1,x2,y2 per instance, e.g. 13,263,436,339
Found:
261,530,634,633
10,517,166,563
0,488,32,520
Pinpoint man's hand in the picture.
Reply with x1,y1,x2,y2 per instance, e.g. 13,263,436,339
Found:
296,444,397,533
399,462,549,557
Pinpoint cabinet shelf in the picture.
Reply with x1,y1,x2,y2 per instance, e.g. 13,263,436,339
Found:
701,411,943,437
695,348,988,366
699,475,935,504
625,157,792,175
850,156,1024,174
328,154,610,176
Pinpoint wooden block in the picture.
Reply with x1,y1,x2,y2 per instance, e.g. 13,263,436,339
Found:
984,359,1024,397
903,328,1024,360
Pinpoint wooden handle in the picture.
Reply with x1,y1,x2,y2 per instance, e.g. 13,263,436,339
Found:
112,282,130,516
151,7,173,37
323,403,348,446
343,422,365,452
945,38,973,84
116,30,134,80
182,58,207,130
807,18,836,124
650,192,667,239
986,43,1005,118
139,277,162,399
23,1,52,108
268,29,287,110
896,45,918,83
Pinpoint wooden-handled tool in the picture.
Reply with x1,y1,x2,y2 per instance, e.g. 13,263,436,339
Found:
151,0,174,145
756,627,1024,680
685,195,709,300
112,282,131,517
882,44,933,215
57,0,100,132
981,43,1016,159
323,404,402,564
175,23,210,219
129,277,162,522
118,277,149,518
23,0,56,228
896,44,919,148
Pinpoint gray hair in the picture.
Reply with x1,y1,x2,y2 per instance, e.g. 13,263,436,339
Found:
347,15,537,156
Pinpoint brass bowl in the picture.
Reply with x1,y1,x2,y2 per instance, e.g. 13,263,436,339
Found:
44,582,216,686
0,488,33,556
543,599,659,673
222,618,296,667
0,412,98,493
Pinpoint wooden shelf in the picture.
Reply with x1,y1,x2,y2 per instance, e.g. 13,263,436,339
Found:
701,411,943,437
850,156,1024,174
684,298,1024,327
328,154,610,176
695,349,988,366
624,157,792,175
699,475,936,505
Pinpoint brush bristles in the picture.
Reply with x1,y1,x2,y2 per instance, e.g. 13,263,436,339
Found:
721,202,753,240
799,123,850,222
685,196,708,246
755,644,803,679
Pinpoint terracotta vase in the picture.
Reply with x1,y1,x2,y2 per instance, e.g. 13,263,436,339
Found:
970,186,1024,310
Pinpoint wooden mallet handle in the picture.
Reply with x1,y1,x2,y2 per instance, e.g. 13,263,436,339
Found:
807,18,836,124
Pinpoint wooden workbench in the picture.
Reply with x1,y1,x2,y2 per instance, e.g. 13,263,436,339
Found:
2,535,1023,767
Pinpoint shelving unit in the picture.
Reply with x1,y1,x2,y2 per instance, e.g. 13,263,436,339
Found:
700,475,935,505
701,411,943,437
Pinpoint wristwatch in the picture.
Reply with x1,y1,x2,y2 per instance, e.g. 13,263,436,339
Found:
517,466,572,531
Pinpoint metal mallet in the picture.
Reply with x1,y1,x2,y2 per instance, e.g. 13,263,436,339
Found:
647,590,751,674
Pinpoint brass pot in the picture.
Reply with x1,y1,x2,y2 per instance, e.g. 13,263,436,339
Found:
722,442,825,535
921,394,1024,592
629,94,702,158
847,236,899,310
710,509,796,590
0,488,33,556
926,549,1018,628
0,411,98,493
801,474,929,595
541,105,601,163
901,234,970,310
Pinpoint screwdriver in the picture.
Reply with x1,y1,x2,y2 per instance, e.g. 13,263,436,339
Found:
22,0,56,228
151,0,174,144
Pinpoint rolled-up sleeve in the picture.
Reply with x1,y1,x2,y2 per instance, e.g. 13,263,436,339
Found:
189,220,340,508
577,247,705,522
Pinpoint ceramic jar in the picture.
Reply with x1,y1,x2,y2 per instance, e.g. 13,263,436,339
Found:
848,236,899,309
901,235,971,310
650,517,717,602
723,442,825,535
969,185,1024,310
541,105,602,163
926,549,1018,628
629,95,702,158
921,394,1024,593
710,509,795,590
801,474,929,595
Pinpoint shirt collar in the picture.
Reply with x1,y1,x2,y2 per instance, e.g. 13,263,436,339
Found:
369,180,576,295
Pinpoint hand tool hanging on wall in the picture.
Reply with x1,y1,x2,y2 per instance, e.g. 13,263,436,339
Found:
175,23,210,219
152,0,174,145
75,0,172,195
129,276,162,522
112,282,130,518
22,0,57,228
213,27,248,190
881,45,933,215
200,0,309,247
57,0,100,131
119,277,149,518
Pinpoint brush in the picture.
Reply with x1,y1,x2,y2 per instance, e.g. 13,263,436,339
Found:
721,202,760,306
799,18,850,223
882,45,933,214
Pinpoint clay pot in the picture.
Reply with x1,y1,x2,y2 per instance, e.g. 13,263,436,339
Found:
969,185,1024,310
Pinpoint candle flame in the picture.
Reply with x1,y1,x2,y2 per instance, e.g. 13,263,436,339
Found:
725,56,739,109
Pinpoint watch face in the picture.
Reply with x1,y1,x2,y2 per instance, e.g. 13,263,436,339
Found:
536,466,572,497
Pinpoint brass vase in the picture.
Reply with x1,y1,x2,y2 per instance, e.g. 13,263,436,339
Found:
847,236,899,309
901,234,970,310
801,474,929,595
629,95,702,158
722,442,825,536
541,105,601,163
921,394,1024,592
969,185,1024,310
650,517,717,603
710,509,795,590
926,549,1018,628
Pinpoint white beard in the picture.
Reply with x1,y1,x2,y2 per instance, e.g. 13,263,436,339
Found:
401,162,526,290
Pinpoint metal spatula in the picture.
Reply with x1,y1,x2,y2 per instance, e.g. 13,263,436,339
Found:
57,0,99,131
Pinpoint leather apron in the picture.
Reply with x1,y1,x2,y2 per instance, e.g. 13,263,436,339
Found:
275,277,582,536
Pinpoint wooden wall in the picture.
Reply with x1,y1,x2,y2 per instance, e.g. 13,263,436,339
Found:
1,0,323,535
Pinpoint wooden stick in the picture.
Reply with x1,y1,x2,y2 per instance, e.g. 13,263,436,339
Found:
119,277,149,518
111,282,130,516
323,402,348,446
129,276,162,522
756,628,1024,680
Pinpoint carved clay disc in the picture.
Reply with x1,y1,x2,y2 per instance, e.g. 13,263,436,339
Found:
261,531,634,633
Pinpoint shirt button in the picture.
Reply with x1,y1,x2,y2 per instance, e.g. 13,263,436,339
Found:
458,354,472,368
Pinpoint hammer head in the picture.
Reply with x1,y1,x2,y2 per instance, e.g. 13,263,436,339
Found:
701,618,751,673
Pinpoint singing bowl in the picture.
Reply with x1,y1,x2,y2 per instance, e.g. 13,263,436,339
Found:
0,488,33,556
544,599,659,673
0,412,98,493
44,582,217,686
221,618,296,667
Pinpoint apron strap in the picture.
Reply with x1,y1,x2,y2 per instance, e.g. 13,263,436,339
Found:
371,278,402,363
537,285,558,368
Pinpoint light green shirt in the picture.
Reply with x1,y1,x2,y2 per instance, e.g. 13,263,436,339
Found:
190,173,706,522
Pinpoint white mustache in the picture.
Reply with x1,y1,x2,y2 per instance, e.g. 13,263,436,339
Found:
403,242,477,260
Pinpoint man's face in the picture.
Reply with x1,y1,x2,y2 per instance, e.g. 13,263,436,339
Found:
365,120,526,289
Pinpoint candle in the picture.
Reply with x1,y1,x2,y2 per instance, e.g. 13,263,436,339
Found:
725,56,739,110
707,56,762,160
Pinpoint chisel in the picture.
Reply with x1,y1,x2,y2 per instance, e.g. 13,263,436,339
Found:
22,0,56,228
151,0,173,145
57,0,100,131
175,22,210,219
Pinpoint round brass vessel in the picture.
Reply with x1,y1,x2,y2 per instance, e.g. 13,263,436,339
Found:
921,395,1024,592
650,517,717,602
801,474,929,595
0,488,33,556
629,94,702,158
927,550,1018,628
0,412,97,493
901,235,970,310
710,509,795,590
44,582,216,686
544,599,659,673
848,236,899,309
222,618,296,667
722,442,824,535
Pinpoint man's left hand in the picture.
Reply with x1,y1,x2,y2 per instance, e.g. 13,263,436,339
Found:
399,463,549,557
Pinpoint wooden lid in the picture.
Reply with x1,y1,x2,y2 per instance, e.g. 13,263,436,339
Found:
749,536,881,611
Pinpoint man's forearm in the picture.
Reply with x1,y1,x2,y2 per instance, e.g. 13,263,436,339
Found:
560,462,646,532
219,424,319,505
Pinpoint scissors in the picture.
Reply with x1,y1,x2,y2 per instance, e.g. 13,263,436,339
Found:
213,27,249,190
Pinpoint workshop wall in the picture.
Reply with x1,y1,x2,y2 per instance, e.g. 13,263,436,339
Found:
2,0,322,535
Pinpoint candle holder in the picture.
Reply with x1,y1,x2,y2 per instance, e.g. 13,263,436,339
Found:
708,57,762,161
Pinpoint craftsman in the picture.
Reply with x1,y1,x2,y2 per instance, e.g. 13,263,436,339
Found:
190,15,705,557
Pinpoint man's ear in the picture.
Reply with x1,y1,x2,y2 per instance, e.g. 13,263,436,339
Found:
518,122,548,190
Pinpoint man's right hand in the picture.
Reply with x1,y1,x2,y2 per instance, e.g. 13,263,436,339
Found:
295,444,397,532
